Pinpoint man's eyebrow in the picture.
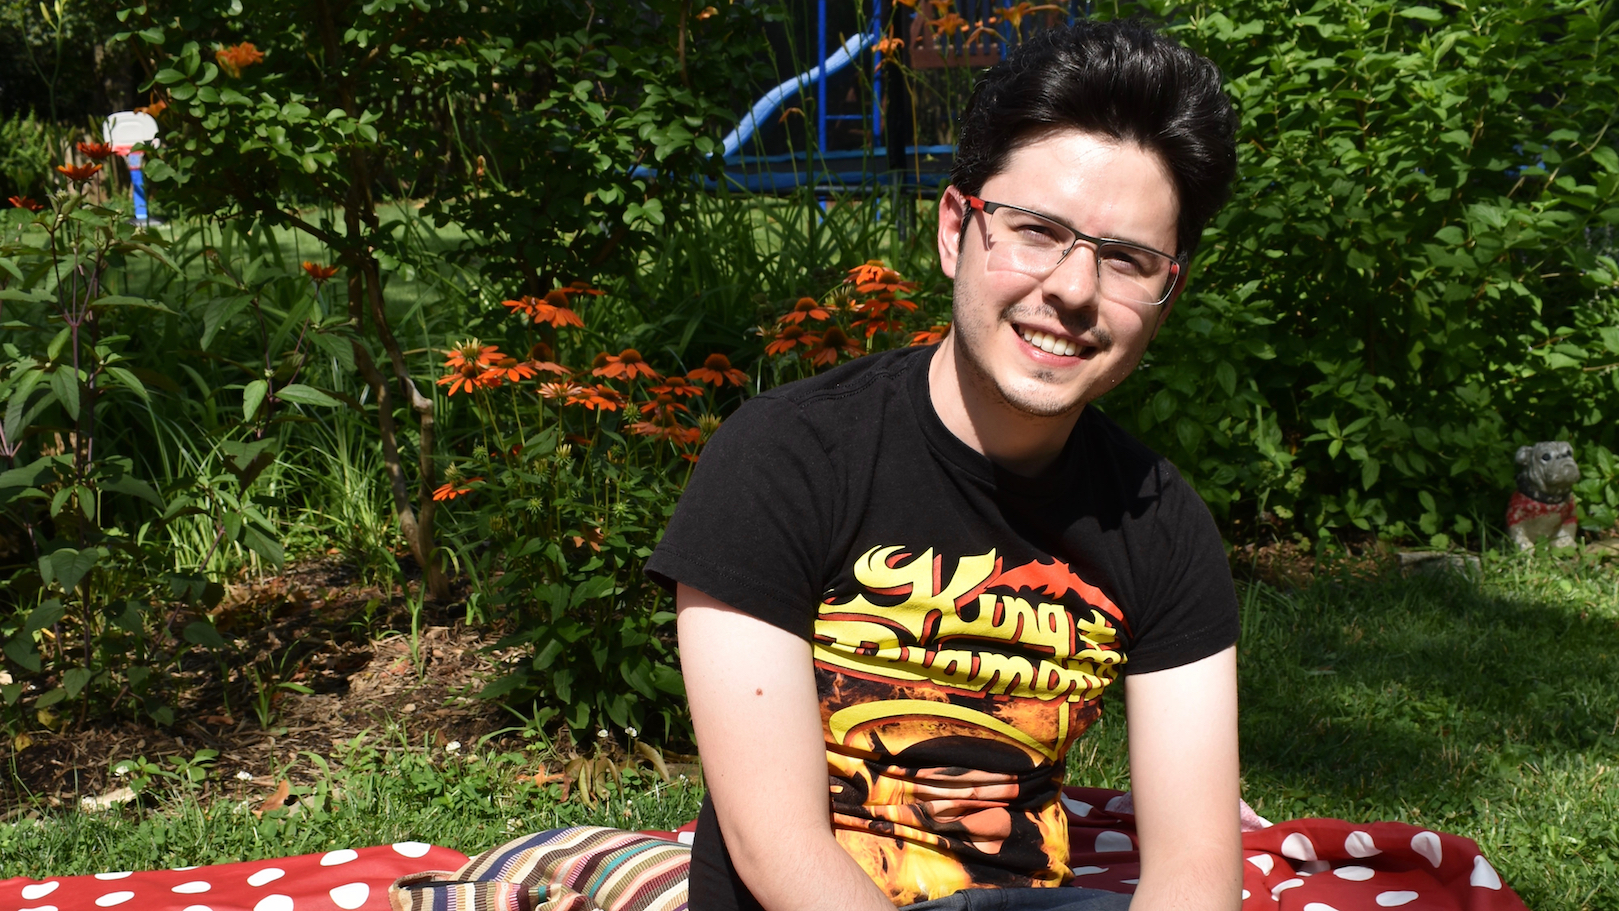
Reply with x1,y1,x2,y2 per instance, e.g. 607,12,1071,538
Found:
1017,203,1166,251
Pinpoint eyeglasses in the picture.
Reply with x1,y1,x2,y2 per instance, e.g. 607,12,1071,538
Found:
962,195,1185,307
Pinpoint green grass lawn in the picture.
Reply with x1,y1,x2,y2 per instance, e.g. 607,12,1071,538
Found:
6,550,1617,909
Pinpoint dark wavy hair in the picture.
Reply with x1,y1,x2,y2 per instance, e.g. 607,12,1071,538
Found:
950,19,1238,257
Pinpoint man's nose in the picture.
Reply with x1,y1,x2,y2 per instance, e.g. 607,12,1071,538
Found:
1041,243,1102,307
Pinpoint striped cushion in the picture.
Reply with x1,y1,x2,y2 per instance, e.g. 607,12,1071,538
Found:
389,827,689,911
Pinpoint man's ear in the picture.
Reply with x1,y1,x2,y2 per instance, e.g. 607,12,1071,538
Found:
937,185,966,280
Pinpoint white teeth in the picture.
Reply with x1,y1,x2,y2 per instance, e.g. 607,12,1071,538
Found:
1019,328,1078,357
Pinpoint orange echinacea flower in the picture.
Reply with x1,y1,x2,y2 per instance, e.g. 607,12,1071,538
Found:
566,384,626,412
216,42,266,78
481,356,538,384
778,296,836,325
686,353,749,387
76,142,116,161
806,325,863,367
302,261,340,283
765,325,816,356
432,477,483,501
648,376,703,398
910,323,950,346
592,348,660,381
8,196,43,212
438,341,504,395
56,163,103,184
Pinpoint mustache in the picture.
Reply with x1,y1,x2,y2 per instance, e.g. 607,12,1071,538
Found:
1006,305,1113,350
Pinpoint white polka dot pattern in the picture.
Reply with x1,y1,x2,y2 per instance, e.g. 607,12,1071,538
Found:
320,848,359,866
1246,853,1275,875
94,891,135,907
1332,866,1375,881
330,881,370,909
1411,831,1443,868
181,906,215,911
1281,832,1319,861
93,872,131,880
246,867,286,887
19,905,59,911
1345,830,1381,857
391,841,431,858
253,894,294,911
21,883,59,899
1070,866,1108,876
1470,856,1502,889
1093,831,1134,853
1271,878,1304,898
172,881,211,894
1303,903,1343,911
1375,891,1419,906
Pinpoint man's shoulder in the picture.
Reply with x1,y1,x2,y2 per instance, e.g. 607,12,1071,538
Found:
1074,405,1180,500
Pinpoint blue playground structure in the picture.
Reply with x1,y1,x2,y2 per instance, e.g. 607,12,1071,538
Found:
708,0,1088,196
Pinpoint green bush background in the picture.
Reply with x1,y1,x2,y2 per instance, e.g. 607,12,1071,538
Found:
1,0,1616,740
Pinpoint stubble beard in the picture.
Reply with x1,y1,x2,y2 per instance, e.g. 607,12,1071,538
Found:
952,294,1117,419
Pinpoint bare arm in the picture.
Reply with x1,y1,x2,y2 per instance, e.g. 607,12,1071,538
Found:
677,584,895,911
1124,645,1242,911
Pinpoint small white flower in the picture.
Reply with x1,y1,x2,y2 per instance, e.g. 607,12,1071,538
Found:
625,727,638,739
445,741,461,753
597,729,609,739
235,770,254,781
0,670,12,685
113,764,131,778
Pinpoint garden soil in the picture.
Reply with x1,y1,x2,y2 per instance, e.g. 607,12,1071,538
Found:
2,558,535,816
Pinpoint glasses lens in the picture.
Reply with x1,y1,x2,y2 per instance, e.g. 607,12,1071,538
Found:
983,204,1175,306
984,205,1072,277
1096,242,1176,306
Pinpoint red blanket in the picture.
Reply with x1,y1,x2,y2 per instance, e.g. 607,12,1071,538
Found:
0,789,1527,910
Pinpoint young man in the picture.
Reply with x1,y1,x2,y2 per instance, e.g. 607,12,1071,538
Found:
647,19,1242,911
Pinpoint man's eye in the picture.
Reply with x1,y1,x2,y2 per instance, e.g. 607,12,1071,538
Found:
1005,216,1065,243
1099,245,1151,273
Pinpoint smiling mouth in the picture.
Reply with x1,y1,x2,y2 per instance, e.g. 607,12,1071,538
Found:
1017,325,1096,359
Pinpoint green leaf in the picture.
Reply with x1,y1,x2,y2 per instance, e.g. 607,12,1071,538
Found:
103,473,165,509
3,636,40,673
242,379,268,421
62,667,93,699
275,383,341,407
105,366,150,402
1398,6,1443,21
183,620,227,650
41,547,102,594
91,295,174,313
49,367,80,421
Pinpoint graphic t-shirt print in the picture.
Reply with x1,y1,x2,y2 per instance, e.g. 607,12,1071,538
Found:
812,544,1128,903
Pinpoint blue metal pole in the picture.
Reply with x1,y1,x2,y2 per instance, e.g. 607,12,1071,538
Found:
817,0,828,154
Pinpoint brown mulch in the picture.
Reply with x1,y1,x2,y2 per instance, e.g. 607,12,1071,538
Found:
3,558,531,816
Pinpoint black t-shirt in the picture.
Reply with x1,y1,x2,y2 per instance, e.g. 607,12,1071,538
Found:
647,344,1238,909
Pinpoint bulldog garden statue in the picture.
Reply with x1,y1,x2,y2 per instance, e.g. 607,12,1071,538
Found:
1506,442,1581,551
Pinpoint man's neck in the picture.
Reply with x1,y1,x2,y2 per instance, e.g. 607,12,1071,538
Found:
926,338,1083,477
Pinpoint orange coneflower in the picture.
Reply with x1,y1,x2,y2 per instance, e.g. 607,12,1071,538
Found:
56,163,102,184
481,356,538,384
765,325,816,356
136,100,168,118
302,261,340,283
566,383,626,412
848,260,918,295
76,142,115,161
638,394,689,418
504,289,585,329
216,41,266,78
592,348,660,381
432,477,483,501
438,341,503,395
648,376,703,398
538,380,586,402
910,323,950,346
8,196,43,212
806,325,863,367
851,290,919,338
524,342,572,376
778,296,836,325
686,353,749,387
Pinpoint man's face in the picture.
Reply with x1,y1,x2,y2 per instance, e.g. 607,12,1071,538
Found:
937,129,1181,420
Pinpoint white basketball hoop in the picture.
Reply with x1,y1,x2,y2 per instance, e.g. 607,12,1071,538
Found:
102,111,162,156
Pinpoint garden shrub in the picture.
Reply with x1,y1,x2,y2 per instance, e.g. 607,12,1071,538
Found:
1091,0,1619,546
